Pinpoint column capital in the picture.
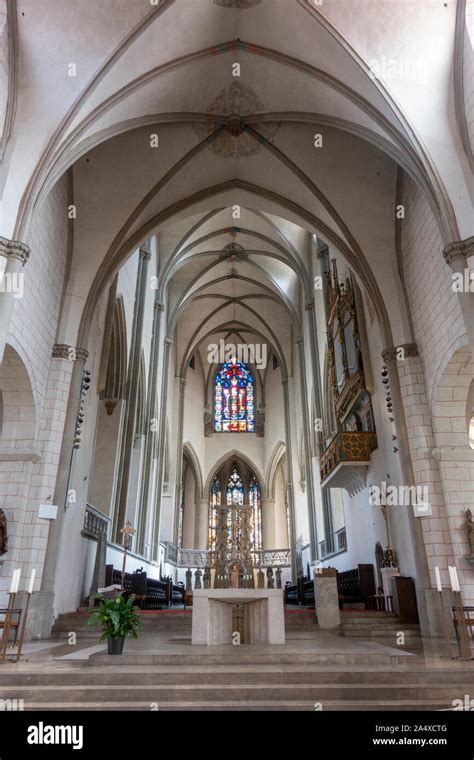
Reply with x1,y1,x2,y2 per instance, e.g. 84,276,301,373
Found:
139,239,152,259
316,243,329,259
305,301,315,311
154,300,164,312
443,236,474,267
0,237,30,266
295,337,304,348
381,343,418,362
52,344,89,362
164,337,173,347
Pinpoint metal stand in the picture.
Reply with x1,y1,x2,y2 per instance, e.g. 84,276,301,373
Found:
453,589,472,660
1,592,17,662
15,591,31,662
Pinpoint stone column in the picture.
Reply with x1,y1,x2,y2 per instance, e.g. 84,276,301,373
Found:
31,344,88,638
443,237,474,351
381,344,439,636
151,337,173,559
173,376,186,545
261,498,276,550
0,237,30,363
296,337,318,558
281,377,297,581
137,299,164,554
113,244,151,541
194,498,209,549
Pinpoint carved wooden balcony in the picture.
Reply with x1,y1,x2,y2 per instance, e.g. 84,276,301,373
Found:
320,431,377,496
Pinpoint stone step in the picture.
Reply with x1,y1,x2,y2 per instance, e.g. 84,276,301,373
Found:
17,699,460,711
3,668,473,687
87,652,396,666
1,683,469,702
341,628,421,638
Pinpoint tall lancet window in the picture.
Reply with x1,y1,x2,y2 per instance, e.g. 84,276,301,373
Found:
214,360,255,432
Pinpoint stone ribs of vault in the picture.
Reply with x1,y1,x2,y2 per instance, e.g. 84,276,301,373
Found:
194,82,279,158
214,0,262,8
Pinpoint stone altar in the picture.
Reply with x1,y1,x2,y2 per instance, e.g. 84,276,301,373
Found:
191,588,285,645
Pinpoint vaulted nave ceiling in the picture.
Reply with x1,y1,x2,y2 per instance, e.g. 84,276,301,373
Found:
3,0,470,351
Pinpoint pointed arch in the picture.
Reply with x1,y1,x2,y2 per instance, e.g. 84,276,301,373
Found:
265,441,287,500
182,441,204,500
205,449,265,498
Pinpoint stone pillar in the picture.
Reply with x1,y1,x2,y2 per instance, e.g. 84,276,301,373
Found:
113,245,151,541
30,344,88,638
296,337,318,558
443,237,474,351
261,498,276,550
281,377,297,581
194,498,209,549
173,376,186,544
0,237,30,363
137,299,164,554
382,344,443,636
313,569,340,629
151,337,173,560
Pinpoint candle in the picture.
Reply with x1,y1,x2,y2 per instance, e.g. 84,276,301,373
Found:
9,569,18,594
9,568,20,594
28,568,36,595
449,565,460,593
434,566,442,592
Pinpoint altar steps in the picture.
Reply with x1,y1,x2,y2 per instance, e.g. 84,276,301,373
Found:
1,669,472,711
51,608,318,639
340,613,421,638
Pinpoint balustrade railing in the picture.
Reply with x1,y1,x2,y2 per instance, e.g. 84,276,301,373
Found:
175,547,291,568
82,504,110,540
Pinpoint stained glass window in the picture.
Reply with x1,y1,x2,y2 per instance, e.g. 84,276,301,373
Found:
208,467,262,552
208,477,221,552
214,360,255,432
249,475,262,551
226,468,244,505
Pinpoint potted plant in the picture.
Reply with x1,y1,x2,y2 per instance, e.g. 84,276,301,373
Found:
88,593,141,655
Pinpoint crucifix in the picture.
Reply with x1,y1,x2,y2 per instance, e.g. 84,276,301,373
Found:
120,522,136,590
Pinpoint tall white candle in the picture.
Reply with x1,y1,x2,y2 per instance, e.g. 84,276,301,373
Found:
434,566,442,592
449,565,460,593
9,569,18,594
28,568,36,595
10,568,21,594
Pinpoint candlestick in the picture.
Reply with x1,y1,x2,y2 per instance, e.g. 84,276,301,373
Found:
434,566,442,592
27,568,36,595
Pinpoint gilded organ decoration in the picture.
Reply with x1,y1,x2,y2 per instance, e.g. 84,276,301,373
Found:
320,260,377,493
325,260,375,432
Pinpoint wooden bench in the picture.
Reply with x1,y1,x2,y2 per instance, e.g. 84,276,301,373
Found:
337,564,376,609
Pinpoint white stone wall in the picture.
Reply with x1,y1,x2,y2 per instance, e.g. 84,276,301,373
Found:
9,175,69,418
464,1,474,155
0,175,70,602
400,171,473,600
400,172,465,400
